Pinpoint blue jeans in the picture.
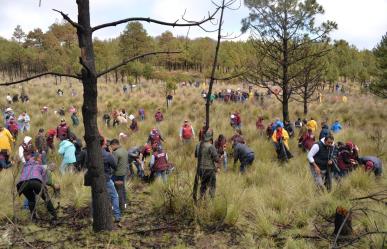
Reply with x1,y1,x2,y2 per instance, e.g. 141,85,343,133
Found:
240,153,254,173
106,179,121,221
155,170,168,183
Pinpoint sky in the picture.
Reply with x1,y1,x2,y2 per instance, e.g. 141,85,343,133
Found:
0,0,386,50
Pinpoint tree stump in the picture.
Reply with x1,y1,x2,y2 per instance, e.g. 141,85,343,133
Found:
334,207,353,236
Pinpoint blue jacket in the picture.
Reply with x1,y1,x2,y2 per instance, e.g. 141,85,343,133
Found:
331,122,342,133
58,140,76,164
319,124,330,140
272,120,284,132
102,148,117,180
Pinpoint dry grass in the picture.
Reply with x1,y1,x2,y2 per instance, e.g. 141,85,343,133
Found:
0,78,386,248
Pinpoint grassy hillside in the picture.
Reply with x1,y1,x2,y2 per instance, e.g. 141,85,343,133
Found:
0,78,386,248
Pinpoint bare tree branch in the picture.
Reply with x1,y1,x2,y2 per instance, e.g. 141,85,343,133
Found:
0,72,80,86
52,9,84,31
96,51,181,78
91,8,220,32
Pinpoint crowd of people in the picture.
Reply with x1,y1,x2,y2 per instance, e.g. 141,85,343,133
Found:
0,85,383,226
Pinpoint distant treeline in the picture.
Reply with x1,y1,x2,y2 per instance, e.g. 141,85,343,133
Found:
0,21,377,86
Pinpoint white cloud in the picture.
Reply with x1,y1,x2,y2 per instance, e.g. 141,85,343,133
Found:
0,0,385,49
319,0,387,49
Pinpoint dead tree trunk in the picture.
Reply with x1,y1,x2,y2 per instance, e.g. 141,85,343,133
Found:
77,0,112,232
334,207,353,236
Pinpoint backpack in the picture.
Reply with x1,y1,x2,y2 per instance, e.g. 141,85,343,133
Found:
182,125,193,139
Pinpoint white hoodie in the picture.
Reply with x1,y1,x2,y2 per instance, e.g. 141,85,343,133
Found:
19,136,32,163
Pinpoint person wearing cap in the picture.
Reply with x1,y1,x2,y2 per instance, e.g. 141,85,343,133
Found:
194,129,220,198
358,156,383,177
3,107,14,125
71,111,80,127
57,119,70,141
129,114,138,132
179,120,195,143
17,112,30,133
18,136,35,164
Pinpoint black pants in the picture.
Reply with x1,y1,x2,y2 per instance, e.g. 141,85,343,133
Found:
199,169,216,198
17,179,57,218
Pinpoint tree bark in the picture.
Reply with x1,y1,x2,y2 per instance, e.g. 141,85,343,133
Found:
77,0,112,232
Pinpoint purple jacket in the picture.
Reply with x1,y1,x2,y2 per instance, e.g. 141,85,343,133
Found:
18,159,47,184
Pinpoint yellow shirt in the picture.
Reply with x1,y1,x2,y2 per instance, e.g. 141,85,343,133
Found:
306,120,318,132
272,129,290,149
0,128,14,153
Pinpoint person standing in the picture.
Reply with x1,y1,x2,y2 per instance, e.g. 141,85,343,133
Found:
17,112,31,133
71,112,80,127
100,138,121,223
150,145,170,182
179,120,195,143
307,135,335,191
0,125,14,169
110,139,128,211
194,129,220,199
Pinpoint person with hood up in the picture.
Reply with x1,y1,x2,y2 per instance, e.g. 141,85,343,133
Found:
58,139,76,174
331,120,342,133
307,117,318,132
6,117,19,139
129,114,138,132
19,136,35,164
0,124,14,169
272,126,293,161
319,122,330,140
